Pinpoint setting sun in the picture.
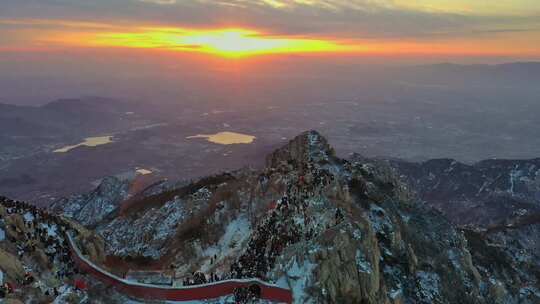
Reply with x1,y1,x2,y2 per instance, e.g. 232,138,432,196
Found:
74,27,351,57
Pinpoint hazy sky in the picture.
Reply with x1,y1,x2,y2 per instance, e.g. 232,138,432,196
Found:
1,1,539,104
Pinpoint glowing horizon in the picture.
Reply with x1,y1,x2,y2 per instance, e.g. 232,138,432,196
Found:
1,0,539,60
1,17,539,59
50,27,360,58
27,23,536,59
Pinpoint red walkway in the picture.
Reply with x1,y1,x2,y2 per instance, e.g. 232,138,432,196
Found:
67,233,293,303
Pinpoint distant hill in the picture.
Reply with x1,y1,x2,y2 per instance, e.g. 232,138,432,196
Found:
0,96,164,161
398,62,540,87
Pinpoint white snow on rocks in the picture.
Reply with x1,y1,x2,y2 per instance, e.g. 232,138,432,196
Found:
276,258,317,304
415,271,441,302
99,197,186,259
23,211,35,222
200,216,252,272
356,249,373,274
41,222,58,237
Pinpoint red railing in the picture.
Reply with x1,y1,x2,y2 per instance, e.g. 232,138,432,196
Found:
67,233,293,303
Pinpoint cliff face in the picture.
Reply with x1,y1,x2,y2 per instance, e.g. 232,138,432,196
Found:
260,134,538,303
41,131,539,303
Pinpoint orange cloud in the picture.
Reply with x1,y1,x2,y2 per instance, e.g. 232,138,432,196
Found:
48,27,366,57
1,19,538,58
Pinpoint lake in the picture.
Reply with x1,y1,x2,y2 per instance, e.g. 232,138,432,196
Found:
54,136,114,153
136,168,153,175
186,132,256,145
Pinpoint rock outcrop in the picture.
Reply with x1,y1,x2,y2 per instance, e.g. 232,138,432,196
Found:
266,130,338,169
50,176,129,227
0,249,25,282
0,197,106,302
260,134,538,303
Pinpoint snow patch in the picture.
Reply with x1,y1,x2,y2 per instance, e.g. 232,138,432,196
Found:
277,258,317,304
201,216,251,272
356,249,373,274
99,197,186,258
39,222,58,237
23,211,35,222
389,287,403,300
415,271,441,301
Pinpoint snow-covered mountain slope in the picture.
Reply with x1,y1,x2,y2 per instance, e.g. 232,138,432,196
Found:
379,156,540,282
50,176,130,227
49,131,539,303
386,157,540,226
0,197,107,303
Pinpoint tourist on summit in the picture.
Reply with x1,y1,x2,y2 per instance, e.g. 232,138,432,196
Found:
335,208,344,225
3,282,13,294
23,272,34,285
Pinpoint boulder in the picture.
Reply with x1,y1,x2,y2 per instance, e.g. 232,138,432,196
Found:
67,218,106,263
0,248,25,282
4,214,27,241
33,248,51,270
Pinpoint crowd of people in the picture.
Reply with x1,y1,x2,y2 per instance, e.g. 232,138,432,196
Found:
179,156,342,303
233,284,262,303
229,159,337,281
0,197,79,299
181,271,222,286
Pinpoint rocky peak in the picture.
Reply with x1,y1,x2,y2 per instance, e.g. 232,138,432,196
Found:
95,176,126,196
266,130,337,169
50,176,129,227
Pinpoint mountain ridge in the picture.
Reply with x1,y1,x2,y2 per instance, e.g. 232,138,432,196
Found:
30,130,538,303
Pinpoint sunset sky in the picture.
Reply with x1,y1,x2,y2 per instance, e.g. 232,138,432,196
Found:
1,0,539,57
1,1,539,105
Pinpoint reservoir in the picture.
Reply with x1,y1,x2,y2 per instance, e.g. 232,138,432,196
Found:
187,132,256,145
54,136,114,153
136,168,153,175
